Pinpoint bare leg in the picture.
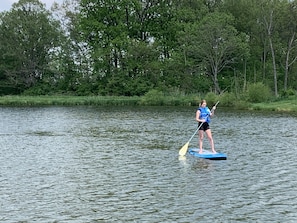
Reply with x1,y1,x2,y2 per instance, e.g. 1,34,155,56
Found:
205,129,216,153
198,130,204,153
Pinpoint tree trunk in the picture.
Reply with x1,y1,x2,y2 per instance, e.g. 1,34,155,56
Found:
243,59,247,92
212,71,221,94
264,10,278,97
284,32,297,91
268,37,278,97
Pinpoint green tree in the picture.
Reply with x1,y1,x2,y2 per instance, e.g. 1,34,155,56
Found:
221,0,260,91
79,0,135,95
49,0,94,95
275,0,297,91
166,0,209,93
79,0,176,95
0,0,62,92
221,0,297,96
186,12,249,94
258,0,279,97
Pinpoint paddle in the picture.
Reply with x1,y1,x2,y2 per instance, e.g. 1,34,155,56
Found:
178,101,219,156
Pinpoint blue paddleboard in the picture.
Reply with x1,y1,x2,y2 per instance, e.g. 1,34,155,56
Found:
188,148,227,160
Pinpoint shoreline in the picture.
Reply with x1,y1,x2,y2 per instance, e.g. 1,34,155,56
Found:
0,95,296,113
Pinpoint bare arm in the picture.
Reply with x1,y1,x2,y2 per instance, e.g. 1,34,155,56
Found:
210,101,219,117
196,110,206,122
210,106,216,117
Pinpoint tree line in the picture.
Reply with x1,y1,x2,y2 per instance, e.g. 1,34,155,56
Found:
0,0,296,98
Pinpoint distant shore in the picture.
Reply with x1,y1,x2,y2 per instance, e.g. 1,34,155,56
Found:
0,95,296,113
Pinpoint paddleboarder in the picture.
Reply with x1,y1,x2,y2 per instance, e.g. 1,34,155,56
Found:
196,99,217,154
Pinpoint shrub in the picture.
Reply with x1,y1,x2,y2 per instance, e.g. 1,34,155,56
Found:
204,92,218,105
219,92,237,107
280,88,296,98
140,89,165,105
247,82,272,103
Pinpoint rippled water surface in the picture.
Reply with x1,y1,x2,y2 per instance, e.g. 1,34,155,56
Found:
0,106,297,222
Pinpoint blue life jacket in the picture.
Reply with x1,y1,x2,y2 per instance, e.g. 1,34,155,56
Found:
198,107,211,123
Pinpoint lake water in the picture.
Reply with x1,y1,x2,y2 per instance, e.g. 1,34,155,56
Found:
0,106,297,222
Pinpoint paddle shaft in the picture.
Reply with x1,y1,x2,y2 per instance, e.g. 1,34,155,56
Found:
188,122,204,143
212,101,220,112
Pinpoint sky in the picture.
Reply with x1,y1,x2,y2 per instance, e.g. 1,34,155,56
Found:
0,0,63,12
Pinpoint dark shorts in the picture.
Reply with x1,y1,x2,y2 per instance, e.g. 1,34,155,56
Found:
198,122,210,131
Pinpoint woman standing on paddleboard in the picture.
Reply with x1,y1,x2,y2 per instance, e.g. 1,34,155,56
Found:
196,100,217,154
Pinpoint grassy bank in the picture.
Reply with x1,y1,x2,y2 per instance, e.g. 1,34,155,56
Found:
250,99,297,113
0,94,201,107
0,95,141,106
0,95,296,113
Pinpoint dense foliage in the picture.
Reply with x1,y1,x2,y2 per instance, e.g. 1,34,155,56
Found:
0,0,297,100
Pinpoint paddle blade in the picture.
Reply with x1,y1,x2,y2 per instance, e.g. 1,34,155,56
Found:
179,142,189,156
